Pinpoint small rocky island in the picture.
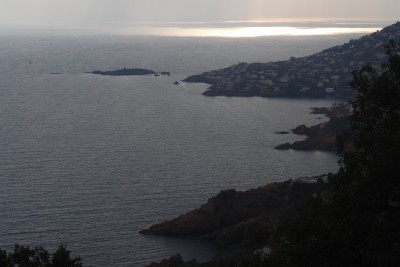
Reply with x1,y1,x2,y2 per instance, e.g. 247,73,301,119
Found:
87,68,171,76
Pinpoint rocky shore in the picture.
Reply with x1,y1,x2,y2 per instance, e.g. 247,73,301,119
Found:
275,105,350,151
140,177,327,246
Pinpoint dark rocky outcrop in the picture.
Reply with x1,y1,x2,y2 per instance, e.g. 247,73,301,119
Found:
140,179,325,245
275,105,351,151
275,117,349,151
184,22,400,98
87,68,158,76
182,75,215,84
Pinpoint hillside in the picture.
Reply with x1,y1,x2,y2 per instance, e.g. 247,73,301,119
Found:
140,178,326,245
184,22,400,98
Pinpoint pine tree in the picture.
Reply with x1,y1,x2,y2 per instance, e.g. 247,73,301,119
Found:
268,40,400,267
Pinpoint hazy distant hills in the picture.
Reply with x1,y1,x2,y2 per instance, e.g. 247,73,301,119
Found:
184,22,400,98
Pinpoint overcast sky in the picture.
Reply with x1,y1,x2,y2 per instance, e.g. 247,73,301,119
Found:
1,0,398,29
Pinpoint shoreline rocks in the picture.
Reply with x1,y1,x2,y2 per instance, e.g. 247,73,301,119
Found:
275,105,350,152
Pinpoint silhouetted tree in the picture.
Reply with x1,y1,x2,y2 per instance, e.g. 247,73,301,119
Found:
265,40,400,267
332,38,400,266
51,245,82,267
0,244,82,267
0,248,12,267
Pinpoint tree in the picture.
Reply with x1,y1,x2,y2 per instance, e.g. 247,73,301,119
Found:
332,38,400,266
51,245,82,267
0,248,12,267
0,244,82,267
267,40,400,267
336,39,400,207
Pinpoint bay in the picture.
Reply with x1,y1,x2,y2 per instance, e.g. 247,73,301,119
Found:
0,33,360,266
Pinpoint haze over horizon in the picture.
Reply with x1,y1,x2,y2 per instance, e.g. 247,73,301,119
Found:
1,1,399,36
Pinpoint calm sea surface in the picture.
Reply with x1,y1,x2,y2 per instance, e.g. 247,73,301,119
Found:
0,33,362,266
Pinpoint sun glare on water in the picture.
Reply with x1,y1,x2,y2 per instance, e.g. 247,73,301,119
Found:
122,26,381,37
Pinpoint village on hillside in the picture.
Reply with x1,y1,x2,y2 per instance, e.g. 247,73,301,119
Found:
185,22,400,98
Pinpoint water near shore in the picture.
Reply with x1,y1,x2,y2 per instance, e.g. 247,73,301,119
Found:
0,33,361,266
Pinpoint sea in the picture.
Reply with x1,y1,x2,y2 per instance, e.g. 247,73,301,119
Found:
0,29,374,266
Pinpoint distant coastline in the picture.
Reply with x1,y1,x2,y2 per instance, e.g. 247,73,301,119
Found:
183,22,400,98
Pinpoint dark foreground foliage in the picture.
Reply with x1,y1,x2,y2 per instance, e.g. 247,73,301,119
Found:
0,244,82,267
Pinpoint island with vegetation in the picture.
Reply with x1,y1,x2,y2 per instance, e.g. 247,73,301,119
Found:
184,22,400,99
87,68,171,76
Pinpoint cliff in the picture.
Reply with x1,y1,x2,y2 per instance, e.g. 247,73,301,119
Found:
183,22,400,98
140,178,326,245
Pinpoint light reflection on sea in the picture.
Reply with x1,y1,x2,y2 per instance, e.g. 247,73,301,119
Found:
99,19,391,37
120,26,381,37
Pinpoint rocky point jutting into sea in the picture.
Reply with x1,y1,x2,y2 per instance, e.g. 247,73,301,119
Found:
141,176,328,246
184,22,400,98
274,104,351,151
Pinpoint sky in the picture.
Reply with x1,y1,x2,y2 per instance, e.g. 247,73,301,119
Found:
0,0,399,36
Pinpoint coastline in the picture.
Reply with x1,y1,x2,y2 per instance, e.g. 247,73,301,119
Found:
140,175,328,245
183,22,400,99
274,105,350,152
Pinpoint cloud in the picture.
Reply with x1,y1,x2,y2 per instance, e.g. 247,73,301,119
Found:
0,0,398,29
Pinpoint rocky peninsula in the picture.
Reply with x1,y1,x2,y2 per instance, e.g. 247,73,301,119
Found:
140,176,327,246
